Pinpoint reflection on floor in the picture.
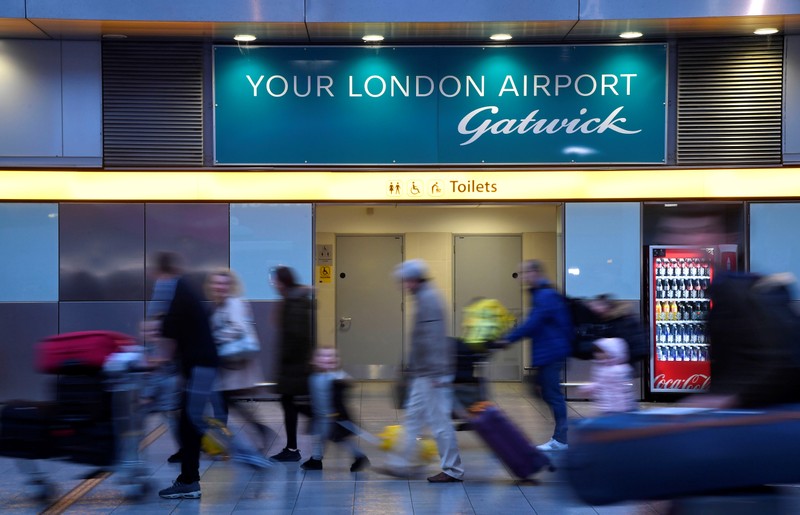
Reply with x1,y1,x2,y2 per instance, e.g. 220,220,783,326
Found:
0,382,795,514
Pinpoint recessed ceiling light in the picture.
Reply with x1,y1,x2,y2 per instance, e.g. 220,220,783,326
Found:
102,34,127,39
619,31,643,39
362,34,384,42
490,33,513,41
753,27,779,35
234,34,257,42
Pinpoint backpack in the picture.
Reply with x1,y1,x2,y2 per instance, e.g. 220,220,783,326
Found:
566,297,648,364
566,297,601,360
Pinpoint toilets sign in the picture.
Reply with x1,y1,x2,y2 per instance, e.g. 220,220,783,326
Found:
214,45,666,165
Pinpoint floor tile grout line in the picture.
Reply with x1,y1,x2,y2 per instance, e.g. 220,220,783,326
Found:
38,423,167,515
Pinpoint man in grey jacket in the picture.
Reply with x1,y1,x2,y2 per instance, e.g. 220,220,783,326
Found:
382,259,464,483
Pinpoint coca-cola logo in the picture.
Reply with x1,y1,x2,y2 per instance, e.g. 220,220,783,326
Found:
654,373,710,390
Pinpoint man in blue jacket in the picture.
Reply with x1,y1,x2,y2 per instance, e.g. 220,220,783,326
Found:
497,260,572,451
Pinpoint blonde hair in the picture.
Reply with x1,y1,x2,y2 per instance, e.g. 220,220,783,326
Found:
204,268,244,300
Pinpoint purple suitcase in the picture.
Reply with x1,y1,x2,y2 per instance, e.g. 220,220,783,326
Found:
471,405,553,479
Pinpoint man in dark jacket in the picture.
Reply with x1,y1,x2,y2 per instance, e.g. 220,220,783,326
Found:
156,252,220,500
497,260,572,450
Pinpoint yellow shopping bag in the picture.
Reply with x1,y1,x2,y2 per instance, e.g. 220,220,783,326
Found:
378,425,438,462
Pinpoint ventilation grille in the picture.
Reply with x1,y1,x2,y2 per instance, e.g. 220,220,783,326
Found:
677,37,783,166
103,42,204,167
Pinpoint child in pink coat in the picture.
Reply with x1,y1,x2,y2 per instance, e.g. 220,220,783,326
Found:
578,338,637,415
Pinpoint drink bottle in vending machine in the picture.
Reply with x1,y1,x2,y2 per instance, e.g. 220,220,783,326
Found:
649,245,736,393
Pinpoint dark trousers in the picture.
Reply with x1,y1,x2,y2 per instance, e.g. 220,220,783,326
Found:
535,361,568,444
177,366,217,484
280,393,312,449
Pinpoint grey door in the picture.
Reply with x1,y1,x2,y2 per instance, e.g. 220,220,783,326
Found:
454,235,523,380
336,235,404,380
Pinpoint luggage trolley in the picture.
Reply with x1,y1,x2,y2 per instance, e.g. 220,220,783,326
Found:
2,331,153,500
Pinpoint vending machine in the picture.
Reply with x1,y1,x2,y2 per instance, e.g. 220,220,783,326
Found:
648,244,737,393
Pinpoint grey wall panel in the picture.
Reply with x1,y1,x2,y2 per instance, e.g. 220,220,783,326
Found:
250,301,280,391
0,203,59,301
60,203,145,301
0,40,62,158
0,0,25,17
59,301,145,337
786,36,800,162
565,202,641,300
230,204,314,301
0,303,58,401
580,0,800,19
145,203,230,295
27,0,304,22
307,0,576,22
62,41,102,158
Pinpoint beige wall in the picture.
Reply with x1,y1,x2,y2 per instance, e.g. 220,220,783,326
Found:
314,204,561,368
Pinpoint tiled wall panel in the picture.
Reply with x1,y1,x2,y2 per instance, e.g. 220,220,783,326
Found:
0,203,59,301
0,303,58,401
145,203,230,294
60,203,145,301
59,301,145,337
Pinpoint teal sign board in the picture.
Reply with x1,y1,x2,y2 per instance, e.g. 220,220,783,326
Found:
214,45,667,165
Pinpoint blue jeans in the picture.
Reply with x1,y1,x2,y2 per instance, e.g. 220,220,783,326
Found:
535,361,567,444
178,366,217,484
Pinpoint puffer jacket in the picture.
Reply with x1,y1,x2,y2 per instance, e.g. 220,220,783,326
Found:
578,337,636,415
504,283,572,366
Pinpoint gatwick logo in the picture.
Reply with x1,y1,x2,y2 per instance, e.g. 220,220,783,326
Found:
457,105,641,146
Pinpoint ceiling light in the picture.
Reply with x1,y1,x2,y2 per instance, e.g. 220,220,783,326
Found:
619,31,643,39
234,34,257,42
102,34,127,39
490,33,513,42
362,34,384,42
753,27,779,35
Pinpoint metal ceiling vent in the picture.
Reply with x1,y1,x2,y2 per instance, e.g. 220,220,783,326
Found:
103,42,204,168
677,37,783,166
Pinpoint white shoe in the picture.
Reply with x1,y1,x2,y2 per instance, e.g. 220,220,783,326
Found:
536,438,568,451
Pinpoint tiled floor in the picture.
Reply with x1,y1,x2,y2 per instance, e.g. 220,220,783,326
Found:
0,382,793,514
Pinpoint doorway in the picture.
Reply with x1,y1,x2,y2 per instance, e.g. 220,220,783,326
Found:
335,235,404,379
454,235,523,380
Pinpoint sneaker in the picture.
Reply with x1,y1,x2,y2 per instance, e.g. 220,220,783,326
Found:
167,450,183,464
270,447,302,462
427,471,463,483
536,439,568,451
301,458,323,470
158,480,201,499
350,456,370,472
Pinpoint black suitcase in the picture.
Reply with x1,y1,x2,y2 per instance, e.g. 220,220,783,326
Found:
0,400,58,459
54,373,112,421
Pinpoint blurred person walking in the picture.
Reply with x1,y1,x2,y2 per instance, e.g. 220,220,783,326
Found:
206,268,273,453
585,294,648,373
496,259,573,451
381,259,464,483
155,252,220,500
269,265,315,462
140,251,183,463
577,338,637,416
301,347,370,472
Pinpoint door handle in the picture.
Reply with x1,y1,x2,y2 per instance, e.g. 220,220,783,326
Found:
339,317,352,331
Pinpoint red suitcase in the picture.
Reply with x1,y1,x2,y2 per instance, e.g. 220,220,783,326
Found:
470,403,554,479
36,330,133,374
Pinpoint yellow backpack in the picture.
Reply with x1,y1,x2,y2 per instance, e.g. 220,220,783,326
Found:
461,298,515,351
